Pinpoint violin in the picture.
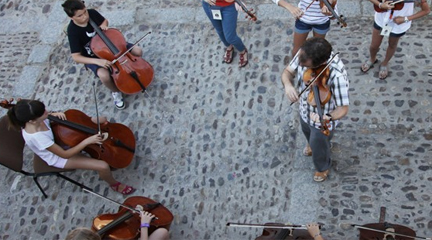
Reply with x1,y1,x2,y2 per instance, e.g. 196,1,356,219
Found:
92,195,173,240
305,0,347,28
374,0,406,13
234,0,258,22
304,66,331,136
0,98,136,169
89,19,154,95
227,222,320,240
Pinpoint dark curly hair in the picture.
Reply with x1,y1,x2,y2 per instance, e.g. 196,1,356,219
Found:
7,99,45,130
299,37,332,68
62,0,86,17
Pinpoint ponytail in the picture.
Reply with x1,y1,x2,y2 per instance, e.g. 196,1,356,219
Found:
6,99,45,130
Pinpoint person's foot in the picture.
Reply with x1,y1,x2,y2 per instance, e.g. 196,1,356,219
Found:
110,182,136,195
111,92,125,110
360,59,378,73
379,65,389,80
313,169,329,182
239,48,248,68
303,145,312,156
223,46,234,63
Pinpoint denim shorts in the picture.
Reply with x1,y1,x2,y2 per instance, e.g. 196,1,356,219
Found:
85,42,135,76
295,19,330,35
373,21,406,38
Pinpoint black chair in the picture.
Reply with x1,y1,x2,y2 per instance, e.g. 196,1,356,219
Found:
0,115,92,198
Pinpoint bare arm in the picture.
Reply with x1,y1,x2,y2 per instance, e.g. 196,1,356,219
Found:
281,66,299,102
46,134,103,159
273,0,303,18
394,0,430,24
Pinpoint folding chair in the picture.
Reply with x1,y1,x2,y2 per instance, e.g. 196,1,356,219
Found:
0,115,92,198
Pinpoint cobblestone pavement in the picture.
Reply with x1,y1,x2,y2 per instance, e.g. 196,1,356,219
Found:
0,0,431,239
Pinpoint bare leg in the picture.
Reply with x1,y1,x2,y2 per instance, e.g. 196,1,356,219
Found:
312,32,326,38
131,46,143,57
381,35,401,66
149,228,169,240
97,68,119,92
63,154,130,192
292,31,309,58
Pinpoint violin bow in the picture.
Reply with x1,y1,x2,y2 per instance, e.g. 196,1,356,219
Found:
111,32,152,65
290,52,339,106
352,224,431,240
83,188,140,213
226,222,311,230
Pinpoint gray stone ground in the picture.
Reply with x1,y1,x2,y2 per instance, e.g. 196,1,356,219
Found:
0,0,431,239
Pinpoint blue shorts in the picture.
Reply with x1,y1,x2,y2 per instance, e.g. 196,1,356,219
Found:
295,19,330,35
373,21,406,38
85,42,135,77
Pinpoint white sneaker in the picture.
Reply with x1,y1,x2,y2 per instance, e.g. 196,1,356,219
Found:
111,92,125,109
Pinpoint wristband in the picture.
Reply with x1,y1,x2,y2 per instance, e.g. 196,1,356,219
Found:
404,16,409,23
140,223,150,228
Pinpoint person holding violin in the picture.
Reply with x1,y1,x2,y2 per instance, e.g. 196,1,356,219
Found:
6,99,136,195
272,0,338,58
202,0,249,68
65,210,169,240
62,0,144,109
361,0,430,79
281,37,349,182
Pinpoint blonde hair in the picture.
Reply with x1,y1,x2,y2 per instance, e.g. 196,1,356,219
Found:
65,228,101,240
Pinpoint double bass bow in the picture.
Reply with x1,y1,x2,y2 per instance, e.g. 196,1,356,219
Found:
89,18,154,94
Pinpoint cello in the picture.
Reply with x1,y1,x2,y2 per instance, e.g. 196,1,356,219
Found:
0,98,136,169
86,189,173,240
89,19,154,94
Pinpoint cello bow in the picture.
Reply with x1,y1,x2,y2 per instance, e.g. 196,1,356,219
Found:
352,224,431,240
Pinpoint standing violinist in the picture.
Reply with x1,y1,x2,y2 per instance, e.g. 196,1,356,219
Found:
6,99,136,194
361,0,430,79
62,0,144,109
281,37,349,182
202,0,249,67
271,0,336,58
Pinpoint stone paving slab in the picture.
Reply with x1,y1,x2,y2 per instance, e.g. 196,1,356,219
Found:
0,0,432,240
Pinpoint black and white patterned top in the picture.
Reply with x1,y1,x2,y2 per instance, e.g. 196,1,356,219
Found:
288,51,349,130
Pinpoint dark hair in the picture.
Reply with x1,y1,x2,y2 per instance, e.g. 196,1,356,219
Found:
62,0,86,17
65,228,101,240
299,37,332,67
7,99,45,130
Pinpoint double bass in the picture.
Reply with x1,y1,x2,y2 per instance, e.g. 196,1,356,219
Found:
89,19,154,94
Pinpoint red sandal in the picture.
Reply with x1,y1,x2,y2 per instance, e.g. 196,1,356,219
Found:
110,182,136,195
223,46,234,63
239,48,248,68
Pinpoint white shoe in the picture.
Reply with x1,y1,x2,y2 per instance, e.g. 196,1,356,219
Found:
111,92,125,109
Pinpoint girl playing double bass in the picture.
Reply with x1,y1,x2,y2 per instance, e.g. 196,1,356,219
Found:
6,99,135,195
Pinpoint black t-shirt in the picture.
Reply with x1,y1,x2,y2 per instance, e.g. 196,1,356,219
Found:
67,9,105,58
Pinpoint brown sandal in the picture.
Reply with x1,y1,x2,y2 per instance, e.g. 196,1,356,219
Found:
239,48,248,68
313,170,329,182
223,47,234,63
